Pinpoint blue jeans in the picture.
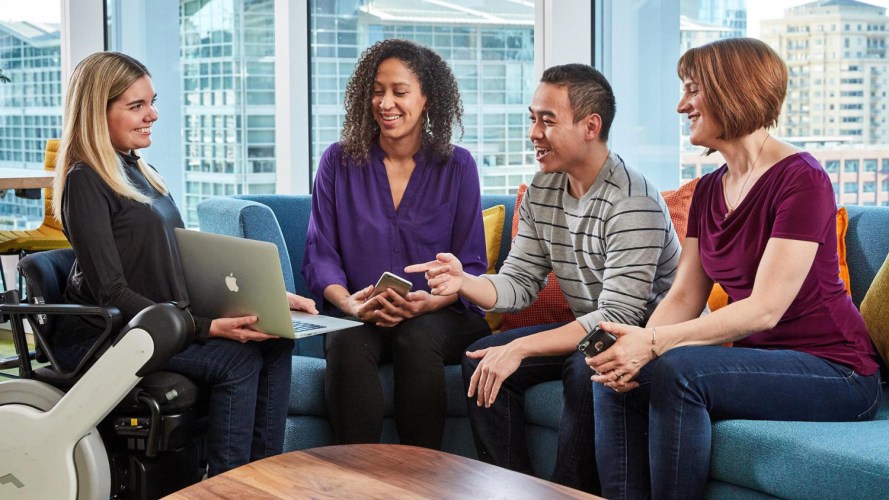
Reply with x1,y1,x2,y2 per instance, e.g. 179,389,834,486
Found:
57,335,294,477
462,323,599,494
593,346,882,500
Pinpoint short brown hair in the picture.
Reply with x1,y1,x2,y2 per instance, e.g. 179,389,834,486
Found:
678,38,787,141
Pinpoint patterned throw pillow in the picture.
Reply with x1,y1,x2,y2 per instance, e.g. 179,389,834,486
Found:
500,185,575,331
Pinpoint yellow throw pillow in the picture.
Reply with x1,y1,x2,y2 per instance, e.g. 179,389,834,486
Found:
482,205,505,331
861,252,889,366
482,205,505,275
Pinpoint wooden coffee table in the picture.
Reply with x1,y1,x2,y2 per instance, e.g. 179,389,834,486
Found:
165,444,600,499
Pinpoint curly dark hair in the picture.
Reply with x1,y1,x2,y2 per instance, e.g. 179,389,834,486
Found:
341,39,463,163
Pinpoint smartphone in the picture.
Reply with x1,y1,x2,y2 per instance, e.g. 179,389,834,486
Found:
370,272,413,299
577,327,617,357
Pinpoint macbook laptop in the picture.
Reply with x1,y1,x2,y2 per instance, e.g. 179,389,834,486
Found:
174,228,361,339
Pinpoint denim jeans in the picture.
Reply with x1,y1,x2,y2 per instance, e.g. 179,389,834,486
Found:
56,335,294,477
593,346,882,500
462,323,600,494
324,306,490,449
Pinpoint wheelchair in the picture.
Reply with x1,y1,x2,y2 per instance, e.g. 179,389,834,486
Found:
0,248,209,499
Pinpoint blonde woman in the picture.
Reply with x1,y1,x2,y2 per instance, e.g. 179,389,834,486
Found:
53,52,317,476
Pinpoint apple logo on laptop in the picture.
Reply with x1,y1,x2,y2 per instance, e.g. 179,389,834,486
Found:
225,273,239,293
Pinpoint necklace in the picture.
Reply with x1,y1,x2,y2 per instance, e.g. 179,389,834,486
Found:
722,134,770,220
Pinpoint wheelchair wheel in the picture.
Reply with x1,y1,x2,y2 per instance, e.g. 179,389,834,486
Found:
0,379,111,499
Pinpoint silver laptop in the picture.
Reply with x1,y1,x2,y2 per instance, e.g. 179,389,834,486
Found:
174,228,361,339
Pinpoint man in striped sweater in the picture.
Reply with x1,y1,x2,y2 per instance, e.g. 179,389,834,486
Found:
406,64,679,494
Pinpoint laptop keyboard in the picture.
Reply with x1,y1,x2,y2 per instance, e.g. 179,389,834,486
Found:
293,320,324,333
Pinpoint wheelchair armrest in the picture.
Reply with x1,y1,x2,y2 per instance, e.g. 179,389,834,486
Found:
0,296,122,380
0,302,120,316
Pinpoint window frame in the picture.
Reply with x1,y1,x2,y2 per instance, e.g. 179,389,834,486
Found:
64,0,677,197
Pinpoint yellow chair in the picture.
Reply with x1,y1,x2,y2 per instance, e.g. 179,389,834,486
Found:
0,139,70,292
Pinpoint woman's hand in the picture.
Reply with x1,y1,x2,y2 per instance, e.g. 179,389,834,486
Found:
368,289,437,327
586,322,654,393
209,316,276,343
287,292,318,314
340,284,383,322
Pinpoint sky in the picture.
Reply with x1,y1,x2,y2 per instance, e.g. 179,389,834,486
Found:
747,0,889,37
3,0,889,35
0,0,62,24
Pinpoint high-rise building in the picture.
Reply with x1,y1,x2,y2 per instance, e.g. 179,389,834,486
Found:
761,0,889,145
681,0,747,36
679,1,747,150
310,0,536,194
180,0,277,226
0,21,61,229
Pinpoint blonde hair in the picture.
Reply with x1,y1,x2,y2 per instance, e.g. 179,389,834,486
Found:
53,52,168,221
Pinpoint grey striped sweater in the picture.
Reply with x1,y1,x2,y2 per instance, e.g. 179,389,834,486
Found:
485,152,680,333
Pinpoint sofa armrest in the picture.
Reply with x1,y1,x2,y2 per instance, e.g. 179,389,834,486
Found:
197,196,297,294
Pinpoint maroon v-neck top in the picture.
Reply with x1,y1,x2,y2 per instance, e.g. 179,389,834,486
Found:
688,152,878,375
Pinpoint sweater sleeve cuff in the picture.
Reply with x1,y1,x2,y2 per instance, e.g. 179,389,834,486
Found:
193,316,212,344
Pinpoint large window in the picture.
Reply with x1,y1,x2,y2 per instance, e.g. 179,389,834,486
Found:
19,0,889,218
106,0,276,226
308,0,536,195
679,0,889,207
0,1,62,230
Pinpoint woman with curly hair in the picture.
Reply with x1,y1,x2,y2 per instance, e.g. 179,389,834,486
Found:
302,39,491,448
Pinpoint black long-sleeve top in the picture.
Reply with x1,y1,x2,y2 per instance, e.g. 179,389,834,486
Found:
59,152,211,344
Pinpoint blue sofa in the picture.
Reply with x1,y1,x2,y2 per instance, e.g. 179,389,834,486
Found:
198,194,889,498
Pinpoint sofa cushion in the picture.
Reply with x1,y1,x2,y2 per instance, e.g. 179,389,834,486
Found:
709,386,889,499
861,251,889,366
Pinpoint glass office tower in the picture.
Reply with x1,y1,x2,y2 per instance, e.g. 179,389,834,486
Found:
0,21,61,230
180,0,277,226
310,0,536,194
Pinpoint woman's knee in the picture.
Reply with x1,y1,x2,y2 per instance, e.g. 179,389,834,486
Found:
216,343,265,384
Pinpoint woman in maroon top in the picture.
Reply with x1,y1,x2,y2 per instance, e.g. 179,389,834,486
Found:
586,38,882,500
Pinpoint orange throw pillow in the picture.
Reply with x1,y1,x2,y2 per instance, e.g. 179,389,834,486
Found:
707,206,852,311
836,206,852,297
661,177,701,245
500,184,575,331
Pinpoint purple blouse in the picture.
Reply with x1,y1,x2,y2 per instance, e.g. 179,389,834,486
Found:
688,152,878,375
302,142,487,314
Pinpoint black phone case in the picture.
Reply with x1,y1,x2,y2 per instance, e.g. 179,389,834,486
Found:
577,327,617,357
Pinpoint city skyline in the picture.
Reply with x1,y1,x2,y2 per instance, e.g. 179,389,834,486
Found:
3,0,889,232
8,0,889,35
